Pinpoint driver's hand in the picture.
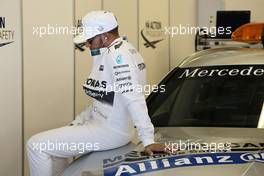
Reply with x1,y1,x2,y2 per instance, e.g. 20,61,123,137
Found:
144,143,172,156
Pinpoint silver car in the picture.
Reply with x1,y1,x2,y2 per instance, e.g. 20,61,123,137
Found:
62,47,264,176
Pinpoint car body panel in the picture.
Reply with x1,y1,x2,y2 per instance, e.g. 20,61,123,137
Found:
62,127,264,176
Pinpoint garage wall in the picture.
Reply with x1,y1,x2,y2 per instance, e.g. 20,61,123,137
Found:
23,0,74,175
103,0,138,48
0,0,22,175
139,0,170,85
169,0,197,68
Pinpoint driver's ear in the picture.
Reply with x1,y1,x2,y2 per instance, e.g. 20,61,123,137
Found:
104,34,108,41
104,34,108,42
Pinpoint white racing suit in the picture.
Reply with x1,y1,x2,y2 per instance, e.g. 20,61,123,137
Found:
27,37,154,176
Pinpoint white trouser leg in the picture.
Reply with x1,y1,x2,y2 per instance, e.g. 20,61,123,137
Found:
27,121,130,176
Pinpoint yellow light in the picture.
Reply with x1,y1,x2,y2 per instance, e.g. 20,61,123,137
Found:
232,23,264,44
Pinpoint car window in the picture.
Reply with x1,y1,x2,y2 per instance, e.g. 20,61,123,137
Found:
148,65,264,128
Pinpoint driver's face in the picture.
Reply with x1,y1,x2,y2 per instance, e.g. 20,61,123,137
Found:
85,35,102,50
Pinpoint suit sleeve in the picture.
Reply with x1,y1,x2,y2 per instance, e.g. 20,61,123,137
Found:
108,51,155,147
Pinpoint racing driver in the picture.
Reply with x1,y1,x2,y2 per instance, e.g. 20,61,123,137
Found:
27,10,166,176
